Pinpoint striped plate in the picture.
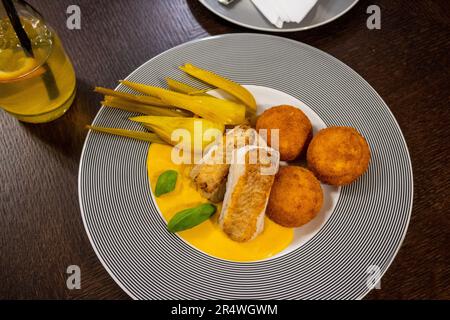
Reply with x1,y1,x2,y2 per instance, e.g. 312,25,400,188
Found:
199,0,359,32
79,34,413,299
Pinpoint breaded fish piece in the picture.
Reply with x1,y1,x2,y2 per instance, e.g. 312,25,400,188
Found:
190,125,266,202
256,105,312,161
219,146,280,242
307,126,370,185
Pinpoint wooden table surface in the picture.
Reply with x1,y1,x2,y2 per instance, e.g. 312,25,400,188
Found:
1,0,449,300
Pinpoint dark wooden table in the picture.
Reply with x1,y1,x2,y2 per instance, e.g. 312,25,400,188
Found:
1,0,449,300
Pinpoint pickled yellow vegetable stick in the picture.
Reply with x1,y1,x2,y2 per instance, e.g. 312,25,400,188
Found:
187,89,210,96
86,125,167,144
120,80,246,125
103,97,191,117
166,78,210,97
157,92,245,125
119,81,160,97
95,86,133,99
166,78,203,94
94,86,169,107
129,116,224,150
102,101,183,117
102,96,191,117
179,63,256,111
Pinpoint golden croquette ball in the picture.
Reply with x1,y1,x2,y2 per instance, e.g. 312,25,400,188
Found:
267,166,323,228
256,105,312,161
307,126,370,186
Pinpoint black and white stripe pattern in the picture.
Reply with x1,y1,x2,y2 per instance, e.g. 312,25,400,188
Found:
79,34,413,299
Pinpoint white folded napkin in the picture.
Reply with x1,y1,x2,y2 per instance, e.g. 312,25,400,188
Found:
251,0,318,28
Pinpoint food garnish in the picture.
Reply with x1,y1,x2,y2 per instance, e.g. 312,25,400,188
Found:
155,170,178,197
165,77,207,95
0,50,44,82
130,116,224,151
167,203,217,232
86,125,167,144
95,86,169,107
120,80,246,125
179,63,256,113
90,65,256,146
102,97,190,117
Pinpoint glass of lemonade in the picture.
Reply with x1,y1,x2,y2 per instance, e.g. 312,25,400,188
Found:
0,0,76,123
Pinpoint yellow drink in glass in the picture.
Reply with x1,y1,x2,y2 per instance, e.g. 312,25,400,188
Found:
0,8,76,123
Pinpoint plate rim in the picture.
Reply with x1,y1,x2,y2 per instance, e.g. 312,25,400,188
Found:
198,0,360,32
78,33,413,300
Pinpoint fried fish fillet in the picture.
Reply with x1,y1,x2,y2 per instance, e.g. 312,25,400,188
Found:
219,146,280,242
189,125,266,202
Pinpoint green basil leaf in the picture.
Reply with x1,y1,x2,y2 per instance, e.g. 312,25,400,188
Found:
155,170,178,197
167,203,217,233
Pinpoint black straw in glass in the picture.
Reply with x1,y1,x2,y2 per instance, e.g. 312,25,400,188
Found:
2,0,33,56
2,0,59,100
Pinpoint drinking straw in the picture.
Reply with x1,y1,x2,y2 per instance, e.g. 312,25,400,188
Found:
2,0,59,100
2,0,32,56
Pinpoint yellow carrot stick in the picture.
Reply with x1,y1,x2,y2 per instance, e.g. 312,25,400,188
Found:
86,125,167,144
94,86,169,107
179,63,256,111
120,80,246,125
102,97,191,117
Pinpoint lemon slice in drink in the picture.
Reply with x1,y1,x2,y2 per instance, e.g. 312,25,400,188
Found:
0,49,44,82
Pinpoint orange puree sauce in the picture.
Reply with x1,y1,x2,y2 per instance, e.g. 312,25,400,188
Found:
147,143,293,262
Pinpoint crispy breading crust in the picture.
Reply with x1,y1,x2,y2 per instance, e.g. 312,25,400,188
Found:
256,105,312,161
267,166,323,228
306,126,370,186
